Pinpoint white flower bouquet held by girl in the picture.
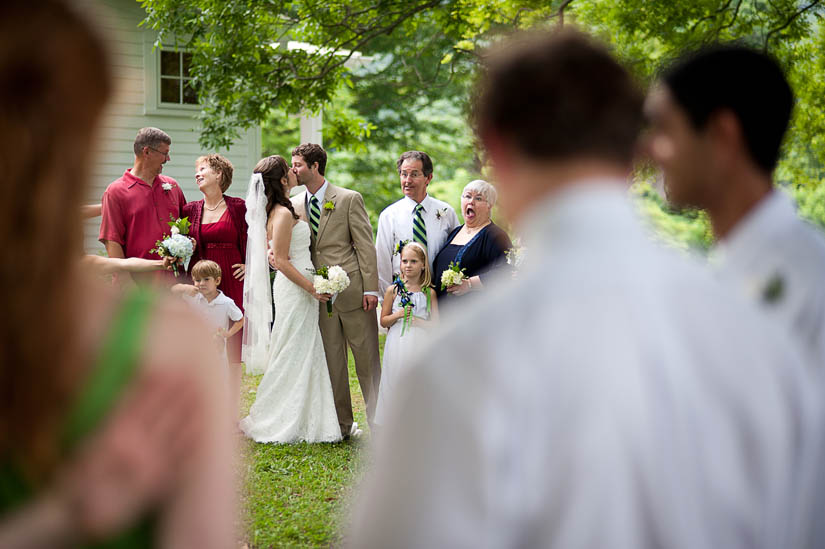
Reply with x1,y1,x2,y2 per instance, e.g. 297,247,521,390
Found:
312,264,351,317
440,261,466,290
150,216,195,277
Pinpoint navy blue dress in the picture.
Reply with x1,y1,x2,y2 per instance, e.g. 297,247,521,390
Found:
432,222,512,307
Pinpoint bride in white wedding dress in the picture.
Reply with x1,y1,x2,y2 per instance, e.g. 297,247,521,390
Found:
240,155,341,443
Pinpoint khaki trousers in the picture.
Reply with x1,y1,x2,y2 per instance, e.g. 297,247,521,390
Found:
318,303,381,436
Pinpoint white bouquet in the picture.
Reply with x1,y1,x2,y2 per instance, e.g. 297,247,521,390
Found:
151,216,195,277
440,261,467,290
312,264,351,316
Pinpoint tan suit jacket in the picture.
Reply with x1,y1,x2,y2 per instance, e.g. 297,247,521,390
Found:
292,183,381,434
292,185,378,312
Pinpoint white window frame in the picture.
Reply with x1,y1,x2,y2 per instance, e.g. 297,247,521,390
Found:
143,32,199,115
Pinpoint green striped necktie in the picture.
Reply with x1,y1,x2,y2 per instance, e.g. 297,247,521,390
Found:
413,203,427,248
309,196,321,236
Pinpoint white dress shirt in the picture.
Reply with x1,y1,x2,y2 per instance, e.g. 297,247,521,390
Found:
375,194,459,295
185,290,243,365
349,181,820,549
710,189,825,367
305,179,329,208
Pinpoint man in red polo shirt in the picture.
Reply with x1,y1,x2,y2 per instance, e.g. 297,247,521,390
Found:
99,127,186,286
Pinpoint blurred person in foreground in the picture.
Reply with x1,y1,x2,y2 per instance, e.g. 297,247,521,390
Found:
645,45,825,368
0,1,235,547
348,28,819,548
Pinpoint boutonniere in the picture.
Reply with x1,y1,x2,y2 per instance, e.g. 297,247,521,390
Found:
435,207,448,220
161,182,173,192
393,239,411,256
762,273,785,304
323,200,335,212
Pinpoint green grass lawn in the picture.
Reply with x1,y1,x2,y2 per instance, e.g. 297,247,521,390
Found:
237,336,383,548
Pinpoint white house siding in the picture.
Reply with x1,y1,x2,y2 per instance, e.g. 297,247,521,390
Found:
76,0,262,252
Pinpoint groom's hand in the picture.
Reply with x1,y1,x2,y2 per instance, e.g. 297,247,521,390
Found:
363,295,378,312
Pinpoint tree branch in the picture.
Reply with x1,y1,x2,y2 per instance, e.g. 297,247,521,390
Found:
290,0,442,84
557,0,575,26
689,0,733,33
715,0,743,39
764,0,821,50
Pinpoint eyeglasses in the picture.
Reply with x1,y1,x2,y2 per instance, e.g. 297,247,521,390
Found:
462,193,487,203
400,171,425,179
148,146,170,159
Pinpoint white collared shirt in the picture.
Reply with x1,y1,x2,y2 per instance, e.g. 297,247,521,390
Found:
184,290,243,364
349,181,820,549
184,290,243,332
375,194,459,295
305,179,330,211
710,189,825,367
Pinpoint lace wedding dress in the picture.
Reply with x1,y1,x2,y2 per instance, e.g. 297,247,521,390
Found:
240,220,342,443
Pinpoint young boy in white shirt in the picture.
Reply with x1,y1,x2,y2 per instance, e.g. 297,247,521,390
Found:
172,260,243,368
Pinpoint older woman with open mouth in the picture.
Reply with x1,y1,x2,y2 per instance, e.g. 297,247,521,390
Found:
432,179,512,308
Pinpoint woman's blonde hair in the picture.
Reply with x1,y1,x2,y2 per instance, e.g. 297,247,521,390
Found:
401,241,432,288
196,153,234,192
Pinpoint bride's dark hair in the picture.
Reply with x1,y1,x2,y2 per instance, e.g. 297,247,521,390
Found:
254,155,298,220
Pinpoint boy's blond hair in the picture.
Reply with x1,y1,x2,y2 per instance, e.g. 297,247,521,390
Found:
191,259,222,281
401,241,432,288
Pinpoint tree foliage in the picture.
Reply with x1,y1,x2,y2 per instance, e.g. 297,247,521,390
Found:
142,0,824,171
141,0,825,241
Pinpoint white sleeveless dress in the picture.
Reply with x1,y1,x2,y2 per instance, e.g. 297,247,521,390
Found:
374,289,432,426
240,220,342,443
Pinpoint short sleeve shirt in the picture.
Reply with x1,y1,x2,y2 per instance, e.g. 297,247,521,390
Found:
184,291,243,332
99,169,186,260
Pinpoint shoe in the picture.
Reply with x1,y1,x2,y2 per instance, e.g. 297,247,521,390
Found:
344,422,363,441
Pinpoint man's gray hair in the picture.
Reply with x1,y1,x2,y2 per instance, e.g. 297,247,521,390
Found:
133,127,171,156
463,179,497,207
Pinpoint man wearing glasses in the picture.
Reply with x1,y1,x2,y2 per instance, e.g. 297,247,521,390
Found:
375,150,459,296
99,127,186,285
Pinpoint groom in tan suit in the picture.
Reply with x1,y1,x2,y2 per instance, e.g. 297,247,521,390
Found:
291,143,381,438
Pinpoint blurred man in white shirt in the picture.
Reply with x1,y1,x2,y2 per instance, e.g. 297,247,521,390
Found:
348,29,820,549
645,45,825,368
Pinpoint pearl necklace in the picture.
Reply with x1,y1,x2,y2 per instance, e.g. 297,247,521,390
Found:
204,198,225,211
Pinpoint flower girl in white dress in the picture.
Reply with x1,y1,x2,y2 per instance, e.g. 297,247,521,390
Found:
375,242,439,426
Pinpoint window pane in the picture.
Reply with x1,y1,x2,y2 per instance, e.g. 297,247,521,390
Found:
183,79,198,104
160,77,180,103
182,52,193,77
160,51,180,77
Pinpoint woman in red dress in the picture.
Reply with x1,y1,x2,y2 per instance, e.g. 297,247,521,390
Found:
184,154,247,412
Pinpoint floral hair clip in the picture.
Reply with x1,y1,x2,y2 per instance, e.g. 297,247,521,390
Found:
393,239,411,256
